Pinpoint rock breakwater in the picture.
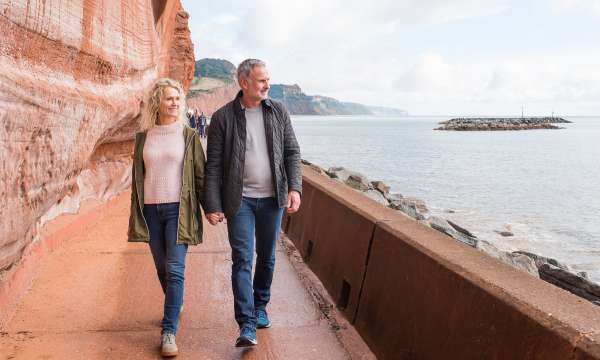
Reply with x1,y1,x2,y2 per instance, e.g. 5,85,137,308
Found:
435,117,571,131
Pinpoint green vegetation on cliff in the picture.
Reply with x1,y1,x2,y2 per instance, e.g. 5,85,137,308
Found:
194,58,236,82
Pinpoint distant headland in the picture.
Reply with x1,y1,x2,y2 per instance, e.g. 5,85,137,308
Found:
435,117,572,131
186,58,409,116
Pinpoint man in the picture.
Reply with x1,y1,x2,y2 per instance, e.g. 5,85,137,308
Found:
187,108,196,129
199,111,207,138
203,59,302,347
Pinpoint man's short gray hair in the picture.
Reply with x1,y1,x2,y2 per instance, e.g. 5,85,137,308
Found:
237,58,266,83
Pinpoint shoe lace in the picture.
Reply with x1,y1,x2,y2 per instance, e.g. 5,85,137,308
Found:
256,309,266,319
163,333,175,345
241,326,254,337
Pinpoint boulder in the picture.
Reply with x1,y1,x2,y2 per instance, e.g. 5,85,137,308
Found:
578,271,589,279
371,181,390,195
447,220,477,238
539,264,600,305
326,167,353,182
390,199,426,221
502,253,539,277
301,159,325,175
476,241,539,277
512,251,569,271
496,230,514,237
346,174,371,191
404,197,429,213
427,216,476,247
385,192,404,202
364,189,390,206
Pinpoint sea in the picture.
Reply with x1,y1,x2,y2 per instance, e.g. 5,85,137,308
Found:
291,115,600,282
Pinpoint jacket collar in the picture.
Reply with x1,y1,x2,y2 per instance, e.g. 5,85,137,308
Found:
233,90,274,116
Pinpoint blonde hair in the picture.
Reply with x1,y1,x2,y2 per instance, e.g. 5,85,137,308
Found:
140,78,187,131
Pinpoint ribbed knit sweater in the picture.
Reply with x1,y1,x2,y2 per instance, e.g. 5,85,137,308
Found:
142,121,185,204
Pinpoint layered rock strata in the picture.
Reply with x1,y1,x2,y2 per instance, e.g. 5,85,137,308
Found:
186,82,240,117
0,1,194,272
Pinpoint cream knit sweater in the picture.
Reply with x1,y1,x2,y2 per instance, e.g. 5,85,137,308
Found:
142,121,185,204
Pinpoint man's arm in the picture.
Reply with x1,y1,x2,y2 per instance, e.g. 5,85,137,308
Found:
202,111,225,215
193,132,206,210
281,106,302,196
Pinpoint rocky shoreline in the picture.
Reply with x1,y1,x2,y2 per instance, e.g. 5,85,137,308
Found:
435,117,571,131
302,160,600,306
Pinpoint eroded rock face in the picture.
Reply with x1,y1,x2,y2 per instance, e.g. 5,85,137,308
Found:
186,83,240,117
0,0,194,272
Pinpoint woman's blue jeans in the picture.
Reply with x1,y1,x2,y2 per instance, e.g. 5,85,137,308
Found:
226,196,284,329
143,202,188,335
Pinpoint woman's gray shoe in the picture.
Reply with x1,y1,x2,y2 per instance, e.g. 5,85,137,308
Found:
161,332,178,357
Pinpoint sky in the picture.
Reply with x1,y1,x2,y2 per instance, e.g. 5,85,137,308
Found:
181,0,600,116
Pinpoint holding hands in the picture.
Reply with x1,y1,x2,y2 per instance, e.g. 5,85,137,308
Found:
206,212,224,225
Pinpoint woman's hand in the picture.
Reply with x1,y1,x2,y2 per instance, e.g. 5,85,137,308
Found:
205,212,224,225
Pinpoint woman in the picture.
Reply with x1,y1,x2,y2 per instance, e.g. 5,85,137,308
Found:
127,78,205,357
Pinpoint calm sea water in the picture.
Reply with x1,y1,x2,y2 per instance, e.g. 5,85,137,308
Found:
292,115,600,282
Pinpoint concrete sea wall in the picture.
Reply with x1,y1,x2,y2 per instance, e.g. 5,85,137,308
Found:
284,165,600,359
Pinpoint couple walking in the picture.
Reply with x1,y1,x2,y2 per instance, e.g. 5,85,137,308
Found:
127,59,302,357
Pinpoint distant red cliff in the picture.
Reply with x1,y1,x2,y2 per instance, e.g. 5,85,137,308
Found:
186,83,240,117
0,1,194,272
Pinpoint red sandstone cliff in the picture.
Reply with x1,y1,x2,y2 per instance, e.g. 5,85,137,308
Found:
0,1,194,272
186,83,241,117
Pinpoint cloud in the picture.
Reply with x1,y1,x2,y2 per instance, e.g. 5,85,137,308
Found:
395,52,469,94
212,13,239,25
234,0,511,49
550,0,600,16
182,0,600,114
391,51,600,109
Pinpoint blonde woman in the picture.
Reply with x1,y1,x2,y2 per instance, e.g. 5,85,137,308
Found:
127,78,205,357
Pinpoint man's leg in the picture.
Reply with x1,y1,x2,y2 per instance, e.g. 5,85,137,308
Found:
143,204,167,294
161,203,188,335
226,197,257,329
253,197,284,312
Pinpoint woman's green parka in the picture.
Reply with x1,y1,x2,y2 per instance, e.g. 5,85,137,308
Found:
127,125,205,245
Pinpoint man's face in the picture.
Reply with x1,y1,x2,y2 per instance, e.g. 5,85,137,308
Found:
241,66,270,103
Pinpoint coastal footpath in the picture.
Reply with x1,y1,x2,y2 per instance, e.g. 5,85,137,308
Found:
435,117,571,130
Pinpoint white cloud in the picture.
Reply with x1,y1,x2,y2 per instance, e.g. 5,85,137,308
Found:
182,0,600,115
550,0,600,16
395,52,469,94
212,13,238,25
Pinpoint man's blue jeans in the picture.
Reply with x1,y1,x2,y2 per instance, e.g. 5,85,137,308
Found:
143,202,188,335
226,197,284,328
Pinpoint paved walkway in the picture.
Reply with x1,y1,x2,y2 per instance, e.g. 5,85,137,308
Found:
0,191,353,359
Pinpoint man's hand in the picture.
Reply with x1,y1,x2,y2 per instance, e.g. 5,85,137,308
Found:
286,191,301,214
206,212,224,225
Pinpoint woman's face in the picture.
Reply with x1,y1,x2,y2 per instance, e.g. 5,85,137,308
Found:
158,87,181,123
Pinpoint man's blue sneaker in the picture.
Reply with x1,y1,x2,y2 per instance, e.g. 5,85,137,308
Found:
235,326,257,347
255,309,271,329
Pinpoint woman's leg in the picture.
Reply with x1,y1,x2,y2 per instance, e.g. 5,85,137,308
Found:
161,202,188,335
143,204,167,293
